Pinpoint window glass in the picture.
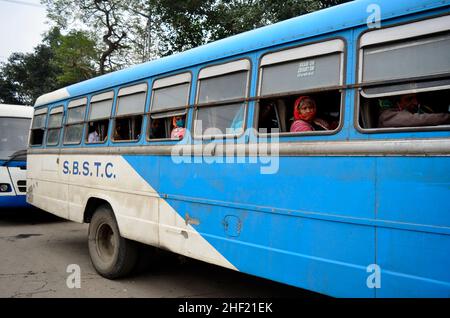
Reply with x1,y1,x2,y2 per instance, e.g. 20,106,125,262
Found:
46,129,61,145
90,99,113,120
116,92,146,116
48,113,63,128
64,124,83,144
195,103,245,136
152,83,190,112
32,114,46,129
362,33,450,83
260,54,341,96
67,106,86,124
1,117,31,157
198,72,248,103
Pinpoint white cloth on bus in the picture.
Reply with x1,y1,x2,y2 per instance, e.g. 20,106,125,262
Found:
88,131,100,143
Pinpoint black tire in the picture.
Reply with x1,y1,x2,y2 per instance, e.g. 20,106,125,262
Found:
88,204,138,279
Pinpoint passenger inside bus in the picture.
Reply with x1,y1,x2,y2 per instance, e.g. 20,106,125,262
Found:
87,121,107,143
113,116,142,141
257,92,340,134
149,119,165,139
290,96,335,132
171,115,186,139
377,93,450,128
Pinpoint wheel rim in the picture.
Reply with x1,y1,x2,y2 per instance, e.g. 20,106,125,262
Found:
96,222,115,262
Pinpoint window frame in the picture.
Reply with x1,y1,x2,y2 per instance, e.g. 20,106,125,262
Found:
193,58,252,140
355,13,450,134
45,105,64,147
146,72,192,142
112,82,148,143
255,37,347,137
29,107,48,147
85,91,115,145
63,97,87,145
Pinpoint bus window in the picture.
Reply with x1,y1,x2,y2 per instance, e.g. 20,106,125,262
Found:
30,107,47,146
257,39,344,134
194,60,250,138
113,83,147,142
148,73,191,140
358,18,450,130
86,91,114,144
46,106,64,146
64,98,87,144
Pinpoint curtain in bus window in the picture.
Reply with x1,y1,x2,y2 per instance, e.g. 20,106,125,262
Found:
198,72,248,103
90,99,113,120
195,103,244,136
362,33,450,83
260,54,341,96
152,83,190,112
116,92,146,116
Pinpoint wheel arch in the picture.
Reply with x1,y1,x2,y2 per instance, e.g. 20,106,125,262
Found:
83,196,115,224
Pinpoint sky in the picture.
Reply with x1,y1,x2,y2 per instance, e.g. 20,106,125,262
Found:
0,0,48,63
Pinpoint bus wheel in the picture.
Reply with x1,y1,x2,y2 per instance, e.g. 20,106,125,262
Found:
88,205,138,279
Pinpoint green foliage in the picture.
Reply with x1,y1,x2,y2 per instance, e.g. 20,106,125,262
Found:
0,45,60,104
1,0,351,104
0,27,98,104
149,0,352,56
53,30,99,86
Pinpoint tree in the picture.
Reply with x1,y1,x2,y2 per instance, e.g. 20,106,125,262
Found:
42,0,352,62
0,45,60,104
0,27,98,104
144,0,353,57
43,0,140,74
53,30,99,86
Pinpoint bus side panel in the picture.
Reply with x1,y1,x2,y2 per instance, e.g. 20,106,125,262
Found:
61,155,160,246
165,197,375,298
27,154,69,219
125,155,377,298
376,157,450,227
376,157,450,297
156,156,377,219
376,228,450,297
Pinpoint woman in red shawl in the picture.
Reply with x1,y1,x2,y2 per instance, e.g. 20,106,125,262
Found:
290,96,331,132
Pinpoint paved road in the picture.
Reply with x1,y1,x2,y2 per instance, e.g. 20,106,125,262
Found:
0,208,323,298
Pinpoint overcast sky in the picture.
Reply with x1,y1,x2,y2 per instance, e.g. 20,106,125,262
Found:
0,0,48,63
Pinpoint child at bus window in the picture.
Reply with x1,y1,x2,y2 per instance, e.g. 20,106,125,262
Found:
290,96,331,132
378,93,450,128
171,115,186,139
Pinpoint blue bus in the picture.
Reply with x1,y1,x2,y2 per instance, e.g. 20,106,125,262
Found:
0,104,33,208
27,0,450,297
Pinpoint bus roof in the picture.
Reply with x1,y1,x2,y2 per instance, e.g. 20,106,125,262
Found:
34,0,450,107
0,104,33,118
